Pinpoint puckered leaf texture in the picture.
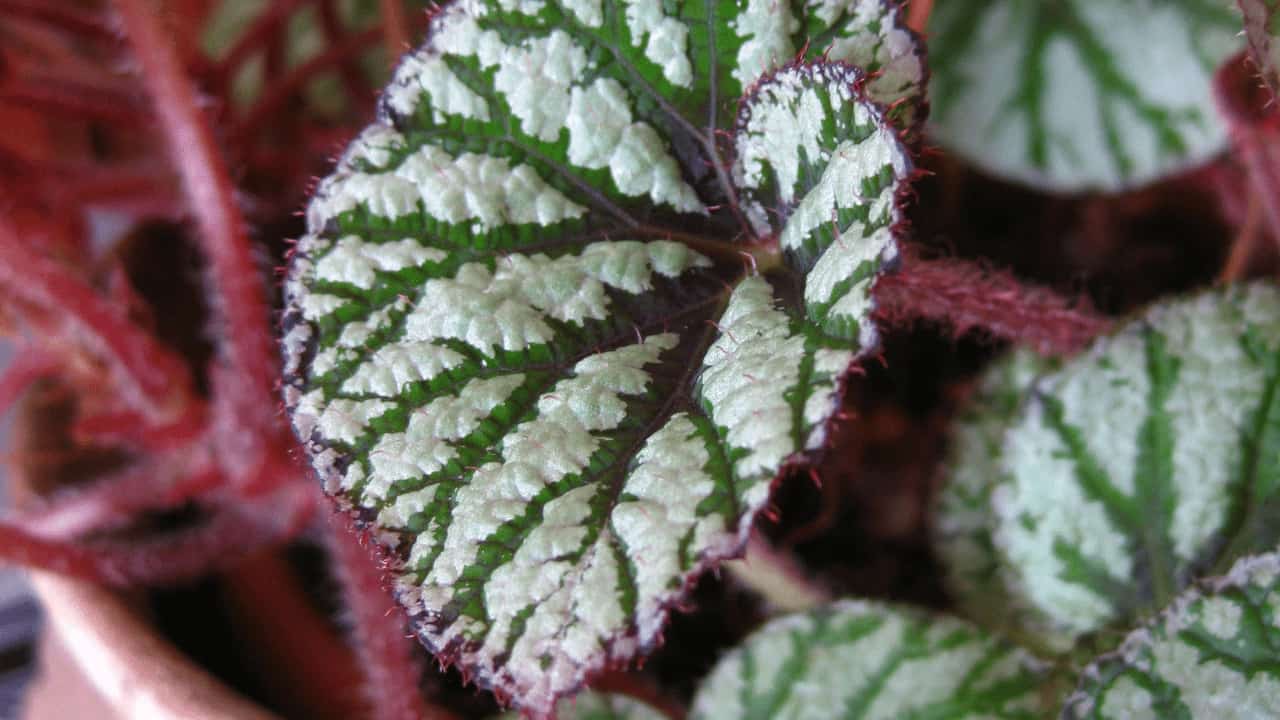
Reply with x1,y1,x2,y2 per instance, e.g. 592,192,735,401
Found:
940,283,1280,650
281,0,922,713
1064,551,1280,719
930,0,1239,192
689,600,1052,720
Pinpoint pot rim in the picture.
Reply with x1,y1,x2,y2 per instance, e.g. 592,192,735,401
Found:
30,570,280,720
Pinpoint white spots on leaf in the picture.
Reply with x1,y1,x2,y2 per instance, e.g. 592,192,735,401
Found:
623,0,694,88
1198,596,1242,641
315,398,395,445
700,277,852,480
612,413,721,640
732,0,799,89
309,131,587,232
404,242,709,356
378,485,439,530
346,124,406,169
299,293,350,321
561,0,603,26
430,4,702,214
995,284,1280,643
735,76,833,203
819,0,925,116
420,334,673,592
735,65,908,348
691,601,1046,720
315,236,446,289
565,79,702,213
363,374,526,503
929,0,1238,191
340,341,466,397
1098,677,1157,720
1066,553,1280,720
386,52,491,122
493,30,590,142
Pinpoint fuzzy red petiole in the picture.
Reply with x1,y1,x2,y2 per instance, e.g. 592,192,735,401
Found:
327,512,454,720
379,0,412,61
0,223,202,427
0,0,119,42
20,463,222,541
113,0,292,483
874,250,1112,356
0,497,304,586
0,350,58,418
1215,51,1280,265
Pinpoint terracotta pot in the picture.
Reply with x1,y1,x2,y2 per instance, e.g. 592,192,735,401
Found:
11,379,279,720
23,572,279,720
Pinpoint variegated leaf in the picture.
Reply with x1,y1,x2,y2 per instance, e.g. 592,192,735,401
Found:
281,1,921,713
1241,0,1280,99
688,600,1052,719
497,691,665,720
987,283,1280,645
929,0,1240,191
1063,552,1280,719
932,348,1071,652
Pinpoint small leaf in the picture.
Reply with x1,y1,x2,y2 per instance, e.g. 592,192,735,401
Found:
929,0,1240,191
688,600,1052,720
281,1,921,713
1241,0,1280,99
1063,551,1280,719
932,348,1071,652
981,283,1280,645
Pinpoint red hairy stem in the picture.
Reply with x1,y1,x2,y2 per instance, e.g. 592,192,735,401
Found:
906,0,934,33
0,351,58,418
873,250,1112,356
221,550,372,719
725,532,831,613
0,223,202,427
1215,51,1280,263
20,464,222,541
318,0,375,104
1221,191,1263,282
589,671,684,720
327,512,454,720
0,0,119,41
0,495,307,586
113,0,290,483
380,0,412,61
0,82,150,125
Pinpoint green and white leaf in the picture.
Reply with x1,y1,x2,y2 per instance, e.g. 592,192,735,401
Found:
496,691,665,720
1241,0,1280,99
933,348,1071,652
1063,551,1280,719
688,600,1051,720
987,283,1280,645
282,1,921,714
929,0,1240,192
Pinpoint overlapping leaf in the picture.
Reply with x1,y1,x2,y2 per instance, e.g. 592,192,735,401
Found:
960,283,1280,647
688,600,1052,719
929,0,1239,191
932,348,1071,652
281,0,922,713
1063,552,1280,719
